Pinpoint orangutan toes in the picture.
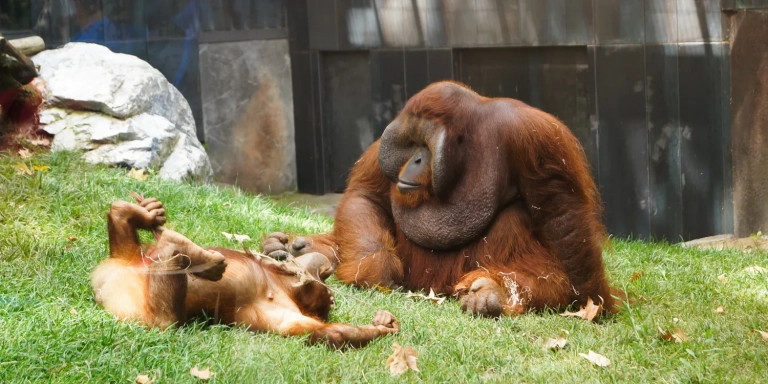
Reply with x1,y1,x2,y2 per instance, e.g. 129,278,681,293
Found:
262,233,315,260
459,277,504,317
372,310,400,333
262,232,291,260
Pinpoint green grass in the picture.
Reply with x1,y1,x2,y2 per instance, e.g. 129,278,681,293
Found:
1,151,767,383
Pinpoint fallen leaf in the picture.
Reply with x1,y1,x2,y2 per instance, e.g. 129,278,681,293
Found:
673,317,680,323
658,326,688,343
67,235,77,242
14,163,33,175
629,270,645,282
234,233,251,243
406,289,446,305
221,232,251,243
743,266,768,275
717,273,728,283
424,288,446,305
754,330,768,341
579,350,610,367
375,285,392,293
33,165,49,172
542,337,568,351
128,168,148,181
17,148,33,159
135,374,153,384
386,342,419,376
560,297,603,321
714,306,725,314
190,366,214,380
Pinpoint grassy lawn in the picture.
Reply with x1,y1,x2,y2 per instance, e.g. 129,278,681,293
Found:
1,151,766,383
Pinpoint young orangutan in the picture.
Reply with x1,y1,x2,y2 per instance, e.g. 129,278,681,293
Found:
90,195,399,348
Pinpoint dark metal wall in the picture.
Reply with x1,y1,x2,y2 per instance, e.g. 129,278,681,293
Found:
287,0,734,241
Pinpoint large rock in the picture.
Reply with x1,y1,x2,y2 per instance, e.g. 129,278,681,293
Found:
33,43,212,182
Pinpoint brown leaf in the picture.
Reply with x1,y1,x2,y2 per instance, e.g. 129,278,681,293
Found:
67,235,77,242
128,168,148,181
135,374,153,384
542,337,568,351
14,163,33,175
658,326,688,343
375,285,392,293
753,330,768,341
579,350,610,367
386,342,419,376
17,148,33,159
714,306,725,314
560,297,603,321
629,270,645,282
190,366,214,380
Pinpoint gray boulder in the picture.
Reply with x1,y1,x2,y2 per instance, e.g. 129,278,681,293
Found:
33,43,212,182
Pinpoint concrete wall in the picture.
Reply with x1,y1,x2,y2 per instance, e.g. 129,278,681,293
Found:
200,39,296,193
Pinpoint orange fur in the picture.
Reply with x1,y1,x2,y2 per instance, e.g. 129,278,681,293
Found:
91,199,398,347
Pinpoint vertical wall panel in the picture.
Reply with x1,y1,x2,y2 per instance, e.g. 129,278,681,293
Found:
370,50,407,136
427,49,454,82
646,0,679,43
646,44,683,240
308,0,339,50
405,50,430,98
292,52,326,194
594,45,650,238
677,0,727,42
519,0,566,46
594,0,645,44
565,0,594,45
678,43,729,238
321,52,373,192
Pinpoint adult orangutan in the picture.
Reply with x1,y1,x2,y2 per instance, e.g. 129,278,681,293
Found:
264,81,613,317
91,195,399,348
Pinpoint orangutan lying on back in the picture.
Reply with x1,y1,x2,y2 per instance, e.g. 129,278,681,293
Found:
90,195,398,348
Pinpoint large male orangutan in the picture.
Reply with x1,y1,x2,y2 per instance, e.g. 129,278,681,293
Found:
91,196,399,348
264,81,613,317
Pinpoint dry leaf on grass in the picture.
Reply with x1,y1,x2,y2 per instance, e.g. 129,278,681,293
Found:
743,266,768,275
221,232,251,243
17,148,33,159
714,306,725,314
717,273,728,283
135,374,153,384
128,168,148,181
67,235,78,242
753,330,768,341
579,350,610,367
406,288,446,305
630,270,645,282
386,342,419,376
560,297,603,321
14,163,33,175
658,327,688,343
542,337,568,351
190,366,214,380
